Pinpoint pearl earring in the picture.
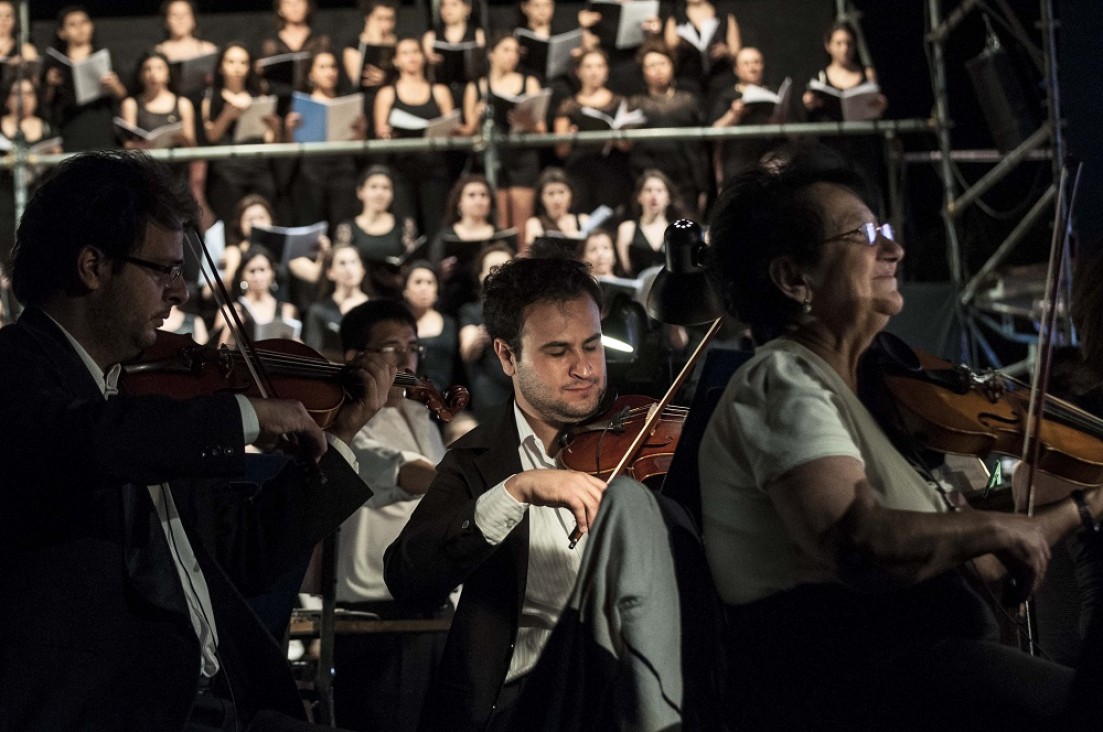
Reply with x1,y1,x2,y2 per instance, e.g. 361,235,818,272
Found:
801,294,812,314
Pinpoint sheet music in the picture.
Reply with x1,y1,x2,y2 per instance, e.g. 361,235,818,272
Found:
113,117,184,149
508,89,552,132
773,77,792,123
546,29,583,78
199,220,226,284
388,107,428,131
232,95,278,142
579,205,614,237
170,52,217,96
615,0,659,49
675,16,719,72
425,109,462,138
252,221,328,265
291,92,364,142
47,47,112,106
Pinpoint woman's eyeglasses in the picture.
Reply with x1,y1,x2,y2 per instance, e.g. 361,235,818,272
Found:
822,222,895,246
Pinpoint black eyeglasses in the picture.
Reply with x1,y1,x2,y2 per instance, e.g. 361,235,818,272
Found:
822,222,895,246
124,255,184,284
368,345,427,360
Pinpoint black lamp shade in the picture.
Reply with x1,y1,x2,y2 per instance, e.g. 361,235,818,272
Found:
645,219,726,325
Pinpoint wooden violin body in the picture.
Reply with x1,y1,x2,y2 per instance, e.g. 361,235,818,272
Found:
558,394,688,482
123,331,470,427
874,341,1103,486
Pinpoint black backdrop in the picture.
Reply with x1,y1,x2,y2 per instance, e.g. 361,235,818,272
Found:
20,0,1103,279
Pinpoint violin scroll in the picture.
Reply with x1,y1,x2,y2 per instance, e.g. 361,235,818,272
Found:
397,370,470,423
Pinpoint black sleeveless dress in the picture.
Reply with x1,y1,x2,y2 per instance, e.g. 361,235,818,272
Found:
203,88,277,225
385,83,451,240
484,74,540,188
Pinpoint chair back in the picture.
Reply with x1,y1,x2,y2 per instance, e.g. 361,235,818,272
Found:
661,348,753,529
660,347,752,730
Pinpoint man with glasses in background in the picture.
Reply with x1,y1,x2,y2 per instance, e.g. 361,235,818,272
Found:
331,299,449,732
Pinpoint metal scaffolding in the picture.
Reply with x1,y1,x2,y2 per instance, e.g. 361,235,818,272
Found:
923,0,1064,370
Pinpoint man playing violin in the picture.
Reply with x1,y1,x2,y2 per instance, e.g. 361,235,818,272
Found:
385,256,609,732
0,150,396,731
699,146,1103,729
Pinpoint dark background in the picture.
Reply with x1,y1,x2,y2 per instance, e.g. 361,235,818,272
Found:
20,0,1102,286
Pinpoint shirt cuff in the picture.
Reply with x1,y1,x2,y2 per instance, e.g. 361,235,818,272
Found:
475,479,527,546
235,394,259,444
326,432,360,474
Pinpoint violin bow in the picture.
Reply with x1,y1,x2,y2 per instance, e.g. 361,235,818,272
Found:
1019,159,1083,517
1013,157,1083,656
185,228,278,400
187,225,340,721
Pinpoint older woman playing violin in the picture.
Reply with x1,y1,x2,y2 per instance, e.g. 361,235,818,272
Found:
699,147,1103,730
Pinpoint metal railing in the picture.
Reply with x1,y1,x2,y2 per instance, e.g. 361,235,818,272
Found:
0,118,936,323
1,118,935,168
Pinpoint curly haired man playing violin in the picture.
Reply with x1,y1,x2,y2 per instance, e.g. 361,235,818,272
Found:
385,256,610,732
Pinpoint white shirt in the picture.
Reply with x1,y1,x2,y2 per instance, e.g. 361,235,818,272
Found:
474,402,587,682
698,339,946,605
336,400,446,603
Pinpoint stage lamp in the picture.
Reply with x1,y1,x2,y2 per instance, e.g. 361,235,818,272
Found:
645,219,726,326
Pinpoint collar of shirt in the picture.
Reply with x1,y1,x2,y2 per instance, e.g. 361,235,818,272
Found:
513,401,558,472
45,312,122,398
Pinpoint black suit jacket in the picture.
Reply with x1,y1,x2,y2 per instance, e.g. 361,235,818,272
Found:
0,308,373,731
384,404,528,732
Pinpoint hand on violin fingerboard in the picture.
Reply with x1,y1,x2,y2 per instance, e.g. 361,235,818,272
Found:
505,469,607,537
328,352,398,445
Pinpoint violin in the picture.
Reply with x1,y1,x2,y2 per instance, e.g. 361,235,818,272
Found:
123,330,470,427
558,394,689,483
864,333,1103,486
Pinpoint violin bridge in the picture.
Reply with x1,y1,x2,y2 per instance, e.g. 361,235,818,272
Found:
972,368,1007,403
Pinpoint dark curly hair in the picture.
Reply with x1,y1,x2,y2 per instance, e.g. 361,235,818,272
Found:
11,151,196,306
481,256,602,356
340,297,417,352
706,144,872,343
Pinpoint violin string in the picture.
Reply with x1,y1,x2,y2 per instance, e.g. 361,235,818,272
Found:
619,405,690,419
228,355,343,378
186,228,277,398
999,373,1103,438
246,349,424,383
228,350,424,388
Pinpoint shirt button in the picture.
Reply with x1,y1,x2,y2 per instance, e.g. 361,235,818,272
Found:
461,519,470,529
505,518,516,527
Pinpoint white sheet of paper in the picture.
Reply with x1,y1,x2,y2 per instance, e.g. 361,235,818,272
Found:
233,95,278,143
615,0,659,49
